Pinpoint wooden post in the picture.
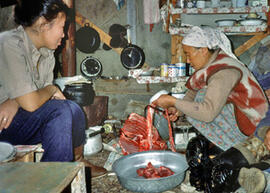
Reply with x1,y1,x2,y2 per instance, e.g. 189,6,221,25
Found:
234,32,269,57
62,0,76,77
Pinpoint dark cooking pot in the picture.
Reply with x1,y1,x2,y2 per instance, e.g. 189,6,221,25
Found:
75,23,100,53
120,44,145,69
63,83,95,106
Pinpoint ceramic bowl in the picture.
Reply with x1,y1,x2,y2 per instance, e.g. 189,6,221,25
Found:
215,19,236,27
239,18,265,26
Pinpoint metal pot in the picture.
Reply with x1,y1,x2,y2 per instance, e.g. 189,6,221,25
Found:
120,44,145,69
84,127,104,156
112,150,188,193
63,82,95,106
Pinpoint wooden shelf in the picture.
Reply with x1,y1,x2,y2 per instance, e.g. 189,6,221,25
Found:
135,76,188,84
161,2,270,63
170,6,269,14
169,23,268,35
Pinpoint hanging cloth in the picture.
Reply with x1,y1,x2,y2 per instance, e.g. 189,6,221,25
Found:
143,0,160,32
113,0,125,10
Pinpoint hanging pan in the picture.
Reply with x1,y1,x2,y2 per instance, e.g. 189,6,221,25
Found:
75,23,100,53
120,28,145,69
80,56,102,80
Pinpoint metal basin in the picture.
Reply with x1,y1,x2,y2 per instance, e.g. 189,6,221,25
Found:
112,150,188,193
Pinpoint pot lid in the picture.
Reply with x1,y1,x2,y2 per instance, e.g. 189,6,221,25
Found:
80,56,102,79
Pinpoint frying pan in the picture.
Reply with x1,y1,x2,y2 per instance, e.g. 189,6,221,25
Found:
75,23,100,53
120,44,145,69
120,28,145,69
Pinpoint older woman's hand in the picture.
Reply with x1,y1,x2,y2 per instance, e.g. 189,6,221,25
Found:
168,107,180,121
264,128,270,151
265,89,270,102
152,94,177,109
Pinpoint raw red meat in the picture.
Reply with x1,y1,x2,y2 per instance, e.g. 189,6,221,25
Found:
137,162,175,179
119,105,176,155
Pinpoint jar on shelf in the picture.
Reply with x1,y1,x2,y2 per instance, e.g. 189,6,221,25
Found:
176,0,184,8
197,0,205,8
160,63,168,77
185,0,194,8
168,64,179,77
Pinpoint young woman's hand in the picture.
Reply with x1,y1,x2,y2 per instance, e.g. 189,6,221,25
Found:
0,99,19,131
51,86,66,100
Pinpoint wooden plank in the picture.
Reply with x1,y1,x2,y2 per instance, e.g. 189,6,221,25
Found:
71,165,86,193
94,79,175,95
171,35,185,64
75,12,149,68
0,162,84,193
234,32,269,56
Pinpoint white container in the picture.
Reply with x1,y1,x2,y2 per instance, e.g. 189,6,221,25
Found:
231,0,237,7
150,90,169,104
176,63,186,76
239,19,264,26
160,63,168,77
211,0,220,7
168,65,179,77
215,19,236,27
171,93,185,99
84,127,103,156
237,0,246,7
197,0,206,8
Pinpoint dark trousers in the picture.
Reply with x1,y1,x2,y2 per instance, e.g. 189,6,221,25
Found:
0,99,86,161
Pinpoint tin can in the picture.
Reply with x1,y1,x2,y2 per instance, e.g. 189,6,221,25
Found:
176,62,186,76
168,65,178,77
160,63,168,77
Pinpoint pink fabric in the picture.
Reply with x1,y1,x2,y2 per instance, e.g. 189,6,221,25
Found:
143,0,160,24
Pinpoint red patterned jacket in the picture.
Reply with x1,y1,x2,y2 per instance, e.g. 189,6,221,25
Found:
186,51,268,136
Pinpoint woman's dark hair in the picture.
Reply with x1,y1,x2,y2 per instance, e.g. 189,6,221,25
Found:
14,0,70,27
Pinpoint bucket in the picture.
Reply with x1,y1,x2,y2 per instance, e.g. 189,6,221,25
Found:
84,126,103,156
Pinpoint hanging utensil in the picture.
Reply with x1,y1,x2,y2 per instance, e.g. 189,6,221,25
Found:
120,27,145,69
75,23,100,53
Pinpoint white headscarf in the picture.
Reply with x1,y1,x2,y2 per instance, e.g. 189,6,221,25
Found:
182,26,239,61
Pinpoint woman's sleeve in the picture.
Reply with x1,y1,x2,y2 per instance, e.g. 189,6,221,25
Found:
1,39,37,99
174,68,241,122
183,89,197,102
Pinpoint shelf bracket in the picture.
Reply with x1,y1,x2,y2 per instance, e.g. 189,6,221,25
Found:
234,32,269,57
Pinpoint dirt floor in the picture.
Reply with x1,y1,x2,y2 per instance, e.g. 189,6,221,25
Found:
85,131,247,193
85,131,194,193
86,149,194,193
